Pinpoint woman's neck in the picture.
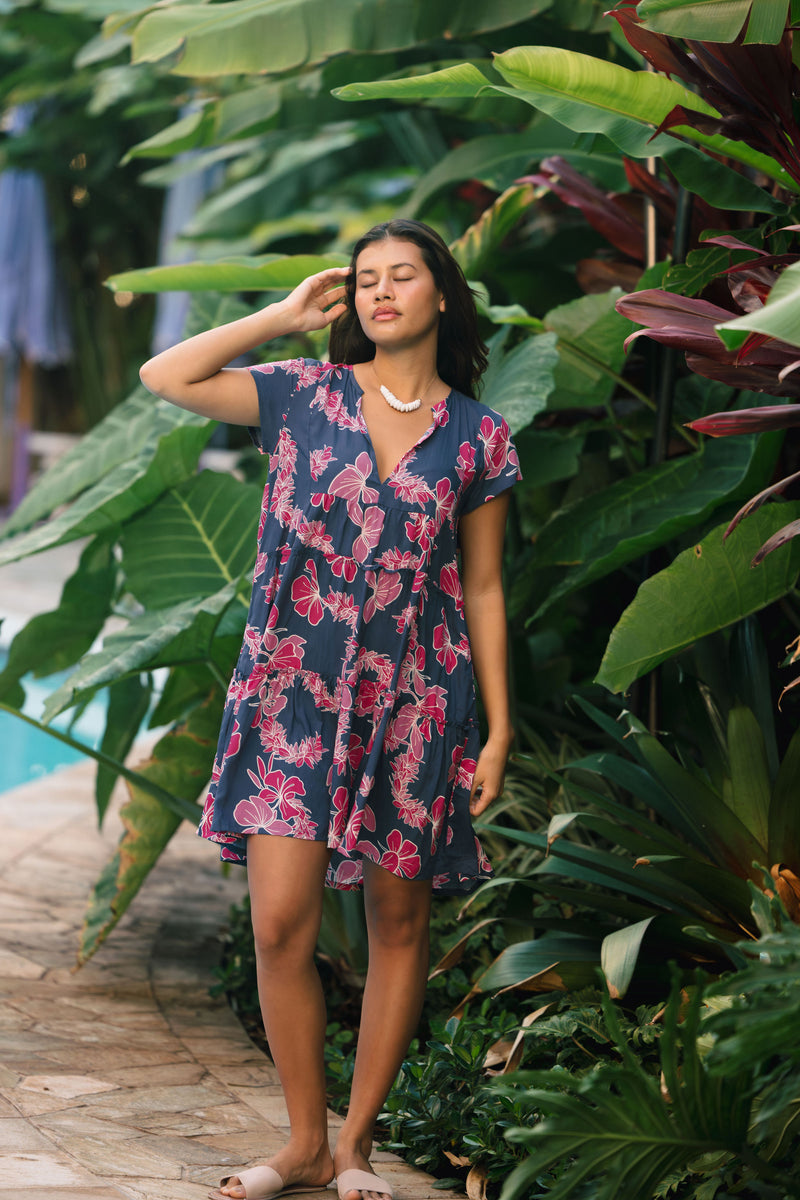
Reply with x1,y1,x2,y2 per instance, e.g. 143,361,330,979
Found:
367,347,440,401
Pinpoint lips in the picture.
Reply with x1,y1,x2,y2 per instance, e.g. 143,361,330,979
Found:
373,307,399,320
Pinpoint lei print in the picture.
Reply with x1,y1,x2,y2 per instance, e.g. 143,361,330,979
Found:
199,359,521,895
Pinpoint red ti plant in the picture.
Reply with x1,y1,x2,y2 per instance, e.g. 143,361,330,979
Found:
610,1,800,192
523,156,736,292
616,232,800,398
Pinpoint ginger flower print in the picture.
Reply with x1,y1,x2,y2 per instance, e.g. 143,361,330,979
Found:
309,445,336,480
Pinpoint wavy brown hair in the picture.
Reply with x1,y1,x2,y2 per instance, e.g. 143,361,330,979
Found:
327,219,488,398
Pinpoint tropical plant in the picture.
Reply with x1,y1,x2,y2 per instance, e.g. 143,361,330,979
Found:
449,615,800,1003
499,890,800,1200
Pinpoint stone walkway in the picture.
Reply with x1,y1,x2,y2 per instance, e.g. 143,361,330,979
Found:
0,754,460,1200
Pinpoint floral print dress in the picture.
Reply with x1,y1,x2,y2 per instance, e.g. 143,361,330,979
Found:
198,359,521,894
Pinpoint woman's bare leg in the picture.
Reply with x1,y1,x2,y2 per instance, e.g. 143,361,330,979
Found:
333,861,432,1200
218,835,334,1199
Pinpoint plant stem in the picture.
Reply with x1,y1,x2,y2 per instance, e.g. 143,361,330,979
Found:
558,336,698,449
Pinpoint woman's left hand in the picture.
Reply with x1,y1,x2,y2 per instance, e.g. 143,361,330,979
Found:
469,734,513,817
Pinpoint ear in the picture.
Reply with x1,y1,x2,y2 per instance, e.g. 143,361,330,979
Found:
439,295,445,312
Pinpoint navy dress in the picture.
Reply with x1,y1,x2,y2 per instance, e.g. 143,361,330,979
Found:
198,359,520,894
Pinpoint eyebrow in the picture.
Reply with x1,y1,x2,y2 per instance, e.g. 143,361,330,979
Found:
356,262,417,277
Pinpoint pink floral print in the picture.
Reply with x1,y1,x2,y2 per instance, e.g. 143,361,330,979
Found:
198,360,520,894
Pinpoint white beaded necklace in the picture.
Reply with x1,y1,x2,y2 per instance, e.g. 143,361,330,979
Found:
372,364,439,414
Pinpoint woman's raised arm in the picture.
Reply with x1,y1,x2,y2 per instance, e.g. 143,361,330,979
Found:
139,266,350,423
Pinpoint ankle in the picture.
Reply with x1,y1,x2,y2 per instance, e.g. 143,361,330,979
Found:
279,1136,332,1165
334,1132,373,1161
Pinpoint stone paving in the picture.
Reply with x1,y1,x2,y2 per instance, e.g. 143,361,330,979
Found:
0,753,461,1199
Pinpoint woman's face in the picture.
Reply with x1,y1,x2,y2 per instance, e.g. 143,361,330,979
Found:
353,237,445,350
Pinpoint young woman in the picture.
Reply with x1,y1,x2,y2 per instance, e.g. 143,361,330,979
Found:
139,219,520,1200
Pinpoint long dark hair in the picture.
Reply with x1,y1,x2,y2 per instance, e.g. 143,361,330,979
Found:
328,219,488,398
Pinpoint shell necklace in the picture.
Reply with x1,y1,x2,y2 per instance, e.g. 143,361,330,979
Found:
372,363,439,413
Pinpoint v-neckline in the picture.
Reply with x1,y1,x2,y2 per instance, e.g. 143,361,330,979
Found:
349,368,450,486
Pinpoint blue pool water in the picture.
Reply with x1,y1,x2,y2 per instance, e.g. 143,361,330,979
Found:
0,661,108,792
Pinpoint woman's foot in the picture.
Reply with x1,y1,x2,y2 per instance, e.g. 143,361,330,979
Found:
333,1143,393,1200
216,1141,334,1199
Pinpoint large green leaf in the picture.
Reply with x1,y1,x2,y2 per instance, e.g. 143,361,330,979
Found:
449,185,536,280
513,427,584,488
597,503,800,694
338,57,788,208
78,692,222,965
636,0,789,43
334,62,495,103
0,390,212,538
601,917,656,999
121,471,261,609
107,252,349,295
405,121,627,216
480,332,559,434
528,433,777,619
543,289,633,410
473,933,599,992
42,582,239,721
0,534,115,705
128,0,553,76
490,46,791,195
715,259,800,352
0,420,213,568
122,104,218,162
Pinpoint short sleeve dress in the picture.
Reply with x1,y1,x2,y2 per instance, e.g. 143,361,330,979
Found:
198,359,521,895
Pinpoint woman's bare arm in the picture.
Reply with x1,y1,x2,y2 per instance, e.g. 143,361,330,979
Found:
138,267,350,424
459,493,514,816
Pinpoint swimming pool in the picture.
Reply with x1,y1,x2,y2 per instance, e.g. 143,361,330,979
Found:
0,660,108,792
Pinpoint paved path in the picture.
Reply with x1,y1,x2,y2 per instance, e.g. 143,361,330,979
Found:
0,755,459,1199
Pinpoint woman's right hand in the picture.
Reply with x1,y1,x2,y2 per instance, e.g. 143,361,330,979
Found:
139,265,350,424
279,266,350,332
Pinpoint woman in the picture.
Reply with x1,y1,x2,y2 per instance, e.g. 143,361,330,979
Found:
140,219,520,1200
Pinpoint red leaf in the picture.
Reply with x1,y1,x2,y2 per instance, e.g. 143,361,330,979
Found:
524,157,645,261
685,355,800,395
752,518,800,565
686,405,800,437
702,234,769,256
724,468,800,539
735,331,773,361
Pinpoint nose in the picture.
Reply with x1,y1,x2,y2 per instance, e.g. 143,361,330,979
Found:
374,272,395,301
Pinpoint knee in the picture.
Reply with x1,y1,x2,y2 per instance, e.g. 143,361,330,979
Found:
251,909,315,969
367,893,430,952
